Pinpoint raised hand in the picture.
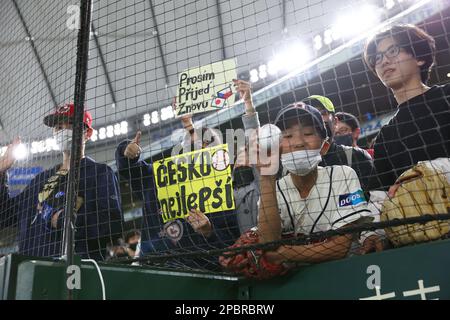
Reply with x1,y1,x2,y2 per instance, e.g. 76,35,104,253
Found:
173,96,193,127
233,79,254,114
124,131,142,160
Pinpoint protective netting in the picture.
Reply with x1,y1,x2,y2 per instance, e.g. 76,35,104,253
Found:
0,0,449,279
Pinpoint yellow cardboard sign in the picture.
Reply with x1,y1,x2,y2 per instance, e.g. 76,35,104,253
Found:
153,144,235,223
176,58,237,116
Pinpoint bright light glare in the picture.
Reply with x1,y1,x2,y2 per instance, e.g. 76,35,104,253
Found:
143,114,151,127
333,5,380,39
313,35,322,51
13,143,28,160
99,127,107,140
120,121,128,134
114,124,121,136
37,141,45,153
151,111,159,124
249,69,259,83
106,125,114,138
258,65,267,79
166,106,174,119
160,106,174,121
267,42,311,75
91,130,98,142
30,141,39,154
323,29,333,45
46,138,58,151
385,0,395,10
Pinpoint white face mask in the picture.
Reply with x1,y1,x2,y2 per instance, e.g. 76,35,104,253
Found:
281,148,322,176
54,129,73,153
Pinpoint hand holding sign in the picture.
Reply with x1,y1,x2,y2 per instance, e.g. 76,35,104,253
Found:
124,131,142,160
0,137,21,172
153,144,235,223
173,96,193,128
186,209,212,237
176,59,237,116
233,79,254,114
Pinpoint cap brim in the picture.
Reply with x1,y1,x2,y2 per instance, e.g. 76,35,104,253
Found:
275,106,315,126
275,106,327,139
43,114,72,128
305,96,335,113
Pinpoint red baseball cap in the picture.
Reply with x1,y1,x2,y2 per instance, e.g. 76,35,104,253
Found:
43,103,93,129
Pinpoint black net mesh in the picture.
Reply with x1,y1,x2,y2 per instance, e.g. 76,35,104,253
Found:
0,0,449,278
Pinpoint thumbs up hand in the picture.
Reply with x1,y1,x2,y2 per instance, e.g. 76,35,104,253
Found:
124,131,142,160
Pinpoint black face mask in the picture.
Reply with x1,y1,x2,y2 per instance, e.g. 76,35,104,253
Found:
334,134,353,147
233,166,255,188
128,242,138,251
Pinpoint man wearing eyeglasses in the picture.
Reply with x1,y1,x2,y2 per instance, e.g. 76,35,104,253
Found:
364,24,450,191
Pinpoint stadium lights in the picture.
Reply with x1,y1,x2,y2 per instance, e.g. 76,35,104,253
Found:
249,69,259,83
1,121,128,156
143,105,173,127
385,0,396,10
151,111,159,124
447,72,450,78
382,0,431,13
160,105,175,121
258,65,268,79
312,3,384,53
91,129,98,142
323,29,333,45
106,125,114,138
313,35,322,51
143,113,151,127
92,120,129,142
114,123,122,136
267,60,278,76
120,121,128,134
253,42,311,82
98,127,106,140
332,5,380,39
254,0,423,83
271,43,311,72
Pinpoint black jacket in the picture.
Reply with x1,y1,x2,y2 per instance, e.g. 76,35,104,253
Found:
0,157,122,260
320,142,374,193
368,84,450,190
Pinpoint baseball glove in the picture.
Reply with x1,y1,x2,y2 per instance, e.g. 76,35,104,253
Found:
381,162,450,246
218,228,288,280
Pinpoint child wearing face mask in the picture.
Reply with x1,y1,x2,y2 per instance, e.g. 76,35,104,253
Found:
302,95,374,194
220,103,373,277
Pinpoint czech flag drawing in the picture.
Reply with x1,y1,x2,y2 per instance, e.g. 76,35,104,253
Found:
217,86,233,99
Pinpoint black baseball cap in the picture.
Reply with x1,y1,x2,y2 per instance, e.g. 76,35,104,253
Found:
274,102,328,139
